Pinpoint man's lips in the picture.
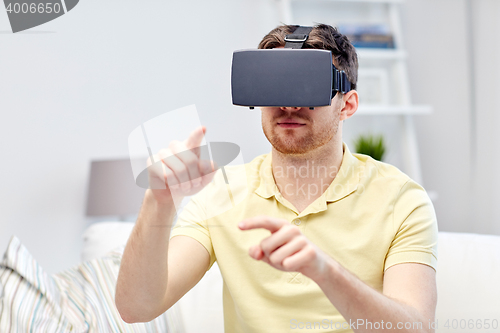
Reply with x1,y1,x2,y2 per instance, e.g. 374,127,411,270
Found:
277,122,306,128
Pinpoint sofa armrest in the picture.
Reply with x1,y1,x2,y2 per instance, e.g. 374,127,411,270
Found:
82,221,135,261
436,231,500,332
82,221,225,333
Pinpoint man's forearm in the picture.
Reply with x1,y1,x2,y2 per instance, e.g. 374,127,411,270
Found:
115,190,177,323
315,259,432,333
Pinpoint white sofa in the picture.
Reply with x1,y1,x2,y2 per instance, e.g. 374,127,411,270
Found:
83,222,500,333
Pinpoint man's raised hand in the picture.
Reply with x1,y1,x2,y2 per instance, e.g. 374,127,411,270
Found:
147,126,216,204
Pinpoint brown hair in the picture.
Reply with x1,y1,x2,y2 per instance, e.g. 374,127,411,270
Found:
258,24,358,90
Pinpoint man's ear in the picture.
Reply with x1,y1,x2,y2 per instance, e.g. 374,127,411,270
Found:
339,90,359,121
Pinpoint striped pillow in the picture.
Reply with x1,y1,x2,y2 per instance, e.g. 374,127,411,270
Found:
0,236,184,332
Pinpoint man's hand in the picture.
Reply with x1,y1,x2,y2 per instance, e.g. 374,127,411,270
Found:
238,215,331,282
147,126,216,205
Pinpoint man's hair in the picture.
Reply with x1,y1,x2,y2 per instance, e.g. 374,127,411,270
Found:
258,24,358,91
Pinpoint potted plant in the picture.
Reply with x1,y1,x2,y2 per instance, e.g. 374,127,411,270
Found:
353,134,386,161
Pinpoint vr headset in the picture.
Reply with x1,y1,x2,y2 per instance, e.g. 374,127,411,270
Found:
231,26,353,110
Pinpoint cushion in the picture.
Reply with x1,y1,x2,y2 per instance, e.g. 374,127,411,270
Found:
81,222,136,262
436,232,500,329
0,236,184,332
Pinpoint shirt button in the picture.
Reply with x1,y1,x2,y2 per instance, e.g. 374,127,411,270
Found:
293,219,301,226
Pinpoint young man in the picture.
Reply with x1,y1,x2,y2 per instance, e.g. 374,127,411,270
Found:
116,24,438,333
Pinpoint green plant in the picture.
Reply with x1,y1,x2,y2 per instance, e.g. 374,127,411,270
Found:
353,134,386,161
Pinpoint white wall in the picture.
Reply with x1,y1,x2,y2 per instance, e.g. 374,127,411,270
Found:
402,0,473,233
470,0,500,235
0,0,277,273
402,0,500,235
1,0,499,273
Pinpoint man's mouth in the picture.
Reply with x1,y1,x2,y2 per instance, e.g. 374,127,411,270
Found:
277,121,306,128
278,119,305,128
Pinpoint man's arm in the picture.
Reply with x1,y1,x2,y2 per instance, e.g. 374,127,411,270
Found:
115,191,210,323
317,259,436,333
115,126,215,323
239,216,436,333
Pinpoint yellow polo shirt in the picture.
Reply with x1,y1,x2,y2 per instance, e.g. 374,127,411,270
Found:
170,143,438,333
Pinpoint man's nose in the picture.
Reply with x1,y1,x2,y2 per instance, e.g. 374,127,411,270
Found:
279,106,302,111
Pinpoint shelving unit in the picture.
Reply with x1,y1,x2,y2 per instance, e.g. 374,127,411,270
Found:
357,105,432,115
357,49,407,60
275,0,432,186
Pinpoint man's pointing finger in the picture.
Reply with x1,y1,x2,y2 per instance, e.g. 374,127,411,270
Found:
238,216,288,233
184,126,206,152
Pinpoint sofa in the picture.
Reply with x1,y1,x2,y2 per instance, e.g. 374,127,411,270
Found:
83,222,500,333
0,227,184,332
2,222,499,332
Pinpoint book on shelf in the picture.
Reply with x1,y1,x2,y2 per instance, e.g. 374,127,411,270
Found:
338,24,395,49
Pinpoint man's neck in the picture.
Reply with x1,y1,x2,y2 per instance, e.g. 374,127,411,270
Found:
271,136,344,213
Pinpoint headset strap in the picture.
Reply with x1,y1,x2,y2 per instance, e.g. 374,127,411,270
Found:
285,26,353,94
332,64,352,95
284,26,314,49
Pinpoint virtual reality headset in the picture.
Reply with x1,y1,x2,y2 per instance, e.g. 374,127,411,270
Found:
231,26,353,109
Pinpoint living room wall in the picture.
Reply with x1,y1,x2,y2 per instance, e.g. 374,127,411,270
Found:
0,0,498,273
0,0,279,273
402,0,500,236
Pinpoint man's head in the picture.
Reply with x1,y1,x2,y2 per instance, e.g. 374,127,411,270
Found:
258,24,359,156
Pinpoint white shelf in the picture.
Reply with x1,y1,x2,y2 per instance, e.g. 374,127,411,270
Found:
357,49,406,60
356,105,433,115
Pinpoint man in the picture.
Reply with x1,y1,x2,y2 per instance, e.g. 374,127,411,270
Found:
116,24,438,333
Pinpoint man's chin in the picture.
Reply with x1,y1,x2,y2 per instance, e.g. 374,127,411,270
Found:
272,142,312,155
264,129,316,154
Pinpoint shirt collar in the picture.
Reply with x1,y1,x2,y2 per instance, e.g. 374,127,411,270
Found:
254,152,277,199
255,142,361,205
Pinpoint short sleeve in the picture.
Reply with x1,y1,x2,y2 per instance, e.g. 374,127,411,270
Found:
384,180,438,271
170,191,217,270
